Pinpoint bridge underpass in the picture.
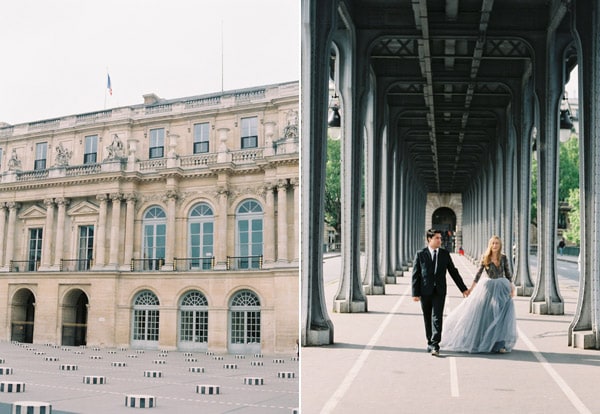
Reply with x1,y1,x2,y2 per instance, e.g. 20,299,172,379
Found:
301,0,600,352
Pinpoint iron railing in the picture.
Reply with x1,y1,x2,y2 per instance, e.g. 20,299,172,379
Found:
226,255,263,270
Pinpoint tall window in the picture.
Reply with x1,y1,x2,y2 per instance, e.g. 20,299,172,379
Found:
78,225,94,270
149,128,165,158
35,142,47,170
229,290,261,353
179,291,208,349
0,147,3,168
143,206,166,270
240,116,258,149
236,200,263,269
193,123,210,153
188,203,214,269
28,228,43,271
84,135,98,164
132,290,160,346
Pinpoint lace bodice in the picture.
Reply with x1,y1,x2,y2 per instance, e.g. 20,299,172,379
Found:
474,254,512,283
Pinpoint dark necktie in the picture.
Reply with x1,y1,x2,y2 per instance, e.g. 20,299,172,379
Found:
433,249,437,273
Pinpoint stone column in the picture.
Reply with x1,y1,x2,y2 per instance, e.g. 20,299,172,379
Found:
163,190,178,271
291,177,299,262
214,186,229,270
123,193,137,270
276,180,289,264
4,202,20,271
108,193,123,269
0,204,6,269
93,194,108,269
40,198,55,270
53,198,69,270
262,183,275,267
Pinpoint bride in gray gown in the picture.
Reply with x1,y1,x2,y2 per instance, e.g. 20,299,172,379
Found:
440,235,517,353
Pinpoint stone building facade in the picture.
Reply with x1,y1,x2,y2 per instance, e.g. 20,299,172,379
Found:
0,81,299,354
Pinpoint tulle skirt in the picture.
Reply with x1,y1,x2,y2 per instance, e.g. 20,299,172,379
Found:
440,276,517,353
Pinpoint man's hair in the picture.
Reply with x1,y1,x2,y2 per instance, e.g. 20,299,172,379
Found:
426,228,442,241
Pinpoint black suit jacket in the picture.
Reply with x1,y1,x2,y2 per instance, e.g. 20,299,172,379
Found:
411,247,468,297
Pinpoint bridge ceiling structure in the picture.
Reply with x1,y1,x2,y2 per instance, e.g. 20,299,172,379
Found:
349,0,554,193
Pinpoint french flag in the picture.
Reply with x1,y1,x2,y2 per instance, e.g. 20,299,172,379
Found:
107,73,112,96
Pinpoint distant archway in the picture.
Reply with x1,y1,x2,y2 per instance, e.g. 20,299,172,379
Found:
61,289,89,346
432,207,457,251
11,289,36,343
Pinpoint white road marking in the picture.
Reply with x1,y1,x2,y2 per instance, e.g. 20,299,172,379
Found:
319,283,412,414
449,356,460,397
518,327,592,414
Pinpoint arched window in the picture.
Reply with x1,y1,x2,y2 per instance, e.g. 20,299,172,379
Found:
178,290,209,350
132,290,160,348
188,203,214,270
229,290,261,353
143,206,166,270
235,200,263,269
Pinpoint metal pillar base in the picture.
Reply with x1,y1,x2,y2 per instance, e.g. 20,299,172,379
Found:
306,328,333,346
516,286,534,296
333,299,367,313
385,276,397,284
571,331,598,349
531,301,564,315
363,285,385,295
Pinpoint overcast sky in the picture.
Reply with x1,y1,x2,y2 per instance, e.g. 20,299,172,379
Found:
0,0,299,125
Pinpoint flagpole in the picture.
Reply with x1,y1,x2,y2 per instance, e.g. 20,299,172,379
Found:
104,68,108,109
221,19,224,93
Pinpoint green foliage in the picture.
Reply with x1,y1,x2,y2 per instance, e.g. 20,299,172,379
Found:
564,188,580,245
559,137,580,201
324,138,341,234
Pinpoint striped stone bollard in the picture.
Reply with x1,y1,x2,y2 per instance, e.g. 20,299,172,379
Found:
135,349,144,354
127,354,138,358
223,364,238,369
91,347,100,351
44,356,59,362
143,371,162,378
272,359,285,364
73,351,84,355
83,375,106,385
0,381,25,392
250,361,264,367
291,356,299,361
11,401,52,414
119,347,128,352
235,355,245,359
157,353,168,358
189,367,205,373
292,408,299,414
0,358,5,364
79,345,87,349
184,357,197,362
196,385,219,395
33,351,45,356
152,360,166,365
213,356,223,361
125,394,156,408
254,353,263,358
244,377,264,385
183,352,193,357
205,351,215,356
111,362,127,367
59,364,78,371
90,355,102,360
107,350,117,354
278,372,296,379
0,367,13,375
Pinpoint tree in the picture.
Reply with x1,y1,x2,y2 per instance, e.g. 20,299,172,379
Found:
564,188,580,245
558,136,579,201
325,137,342,235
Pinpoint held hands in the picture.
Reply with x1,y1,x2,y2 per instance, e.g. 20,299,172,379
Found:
462,290,470,298
412,296,420,302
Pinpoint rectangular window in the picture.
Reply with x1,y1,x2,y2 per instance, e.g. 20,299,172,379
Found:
193,123,210,153
240,117,258,148
28,228,43,271
84,135,98,164
78,225,94,270
35,142,47,170
149,128,165,158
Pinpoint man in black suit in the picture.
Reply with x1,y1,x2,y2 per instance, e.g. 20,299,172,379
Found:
412,229,469,356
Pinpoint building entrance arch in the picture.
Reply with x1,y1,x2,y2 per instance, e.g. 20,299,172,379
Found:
432,207,457,252
61,289,89,346
11,288,36,343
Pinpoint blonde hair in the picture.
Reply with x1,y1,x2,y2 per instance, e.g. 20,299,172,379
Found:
481,235,502,266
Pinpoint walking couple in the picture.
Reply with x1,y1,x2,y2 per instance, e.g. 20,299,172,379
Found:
411,229,517,356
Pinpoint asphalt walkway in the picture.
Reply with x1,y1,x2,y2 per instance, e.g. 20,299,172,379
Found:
301,253,599,414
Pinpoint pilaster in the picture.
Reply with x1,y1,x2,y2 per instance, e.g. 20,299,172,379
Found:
276,179,289,264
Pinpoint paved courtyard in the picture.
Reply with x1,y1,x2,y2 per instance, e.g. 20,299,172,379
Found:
0,343,298,413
